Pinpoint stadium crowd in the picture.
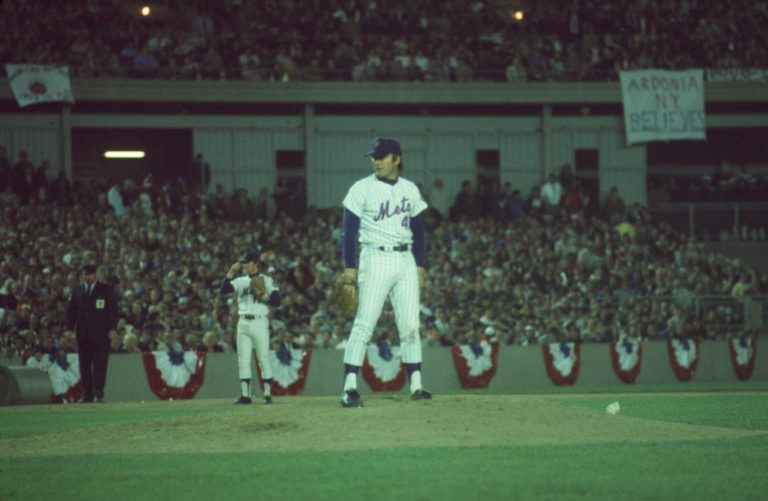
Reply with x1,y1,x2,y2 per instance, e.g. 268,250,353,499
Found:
648,171,768,205
2,0,766,83
0,159,766,364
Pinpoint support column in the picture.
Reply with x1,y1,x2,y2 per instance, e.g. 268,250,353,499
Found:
60,103,72,179
303,103,316,207
541,104,552,181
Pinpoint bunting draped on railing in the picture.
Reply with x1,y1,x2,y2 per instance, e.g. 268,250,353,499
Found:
610,338,643,384
728,335,757,380
542,342,581,386
362,341,406,391
141,351,206,400
667,337,700,381
26,351,82,403
259,344,312,396
451,341,499,388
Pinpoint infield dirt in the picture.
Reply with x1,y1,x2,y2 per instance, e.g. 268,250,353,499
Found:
1,394,763,457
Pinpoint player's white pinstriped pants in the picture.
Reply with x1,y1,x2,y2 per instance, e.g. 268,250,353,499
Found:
236,316,272,380
343,246,422,366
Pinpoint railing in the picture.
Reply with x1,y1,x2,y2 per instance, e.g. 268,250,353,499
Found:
651,294,767,332
648,203,768,242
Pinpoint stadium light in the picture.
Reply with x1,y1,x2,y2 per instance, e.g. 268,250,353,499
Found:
104,151,146,159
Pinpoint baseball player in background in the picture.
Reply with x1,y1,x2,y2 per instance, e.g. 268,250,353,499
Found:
220,252,281,404
339,136,432,407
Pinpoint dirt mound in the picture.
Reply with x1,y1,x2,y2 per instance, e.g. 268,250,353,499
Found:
1,395,762,457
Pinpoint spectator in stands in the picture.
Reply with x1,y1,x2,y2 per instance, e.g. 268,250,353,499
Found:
731,272,756,298
601,186,627,222
201,46,224,80
254,186,276,221
0,278,19,311
201,330,225,353
107,181,125,218
540,173,564,217
239,47,263,80
561,178,588,218
505,55,527,82
450,180,476,222
426,178,451,221
133,50,160,78
11,151,35,205
0,145,10,193
122,332,141,353
525,186,545,219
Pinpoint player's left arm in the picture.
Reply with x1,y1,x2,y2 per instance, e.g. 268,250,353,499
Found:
342,208,361,271
410,212,426,289
220,262,242,294
264,276,281,307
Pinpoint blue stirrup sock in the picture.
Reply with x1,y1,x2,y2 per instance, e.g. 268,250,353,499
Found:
405,363,422,392
343,363,360,391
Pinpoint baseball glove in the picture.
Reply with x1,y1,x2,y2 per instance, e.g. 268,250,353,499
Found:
332,273,357,316
250,275,267,300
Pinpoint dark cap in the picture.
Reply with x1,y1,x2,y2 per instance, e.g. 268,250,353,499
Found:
82,264,97,274
239,251,260,264
364,137,401,158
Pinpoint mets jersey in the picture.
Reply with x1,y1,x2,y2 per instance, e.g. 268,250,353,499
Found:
343,174,427,247
229,274,278,317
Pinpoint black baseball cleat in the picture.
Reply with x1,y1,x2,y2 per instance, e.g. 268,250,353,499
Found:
235,396,252,404
340,389,363,408
263,395,272,404
410,389,432,401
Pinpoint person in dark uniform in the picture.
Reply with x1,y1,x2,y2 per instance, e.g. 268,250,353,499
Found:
66,264,119,403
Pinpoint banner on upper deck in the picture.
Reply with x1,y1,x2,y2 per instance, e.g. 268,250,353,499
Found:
5,64,75,108
619,69,705,144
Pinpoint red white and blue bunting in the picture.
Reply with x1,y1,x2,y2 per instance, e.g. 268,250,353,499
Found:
610,337,643,384
26,351,83,403
542,342,581,386
141,350,207,400
728,335,757,380
667,337,700,381
451,341,499,388
261,344,312,396
362,341,406,391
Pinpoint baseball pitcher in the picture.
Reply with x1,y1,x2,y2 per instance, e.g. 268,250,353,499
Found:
337,136,432,408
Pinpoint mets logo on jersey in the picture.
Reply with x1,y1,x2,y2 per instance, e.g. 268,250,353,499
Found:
374,197,411,222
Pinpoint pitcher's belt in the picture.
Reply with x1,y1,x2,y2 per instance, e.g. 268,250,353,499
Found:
241,314,265,320
376,244,409,252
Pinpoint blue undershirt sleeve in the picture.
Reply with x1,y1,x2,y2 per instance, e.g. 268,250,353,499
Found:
343,209,360,269
411,213,426,268
220,278,234,294
267,291,281,307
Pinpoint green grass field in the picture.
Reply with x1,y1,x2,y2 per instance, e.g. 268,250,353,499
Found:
1,382,767,500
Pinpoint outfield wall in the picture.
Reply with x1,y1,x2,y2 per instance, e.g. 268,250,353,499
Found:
2,340,765,404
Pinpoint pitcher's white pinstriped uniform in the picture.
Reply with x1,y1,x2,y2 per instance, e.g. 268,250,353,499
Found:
230,273,278,381
342,173,427,366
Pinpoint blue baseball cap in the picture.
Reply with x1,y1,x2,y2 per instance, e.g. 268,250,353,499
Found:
364,137,401,158
239,251,260,264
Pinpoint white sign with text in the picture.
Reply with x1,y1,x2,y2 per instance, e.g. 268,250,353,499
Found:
620,69,705,144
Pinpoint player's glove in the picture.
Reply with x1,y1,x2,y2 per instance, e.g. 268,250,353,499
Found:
250,275,267,300
332,273,357,316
